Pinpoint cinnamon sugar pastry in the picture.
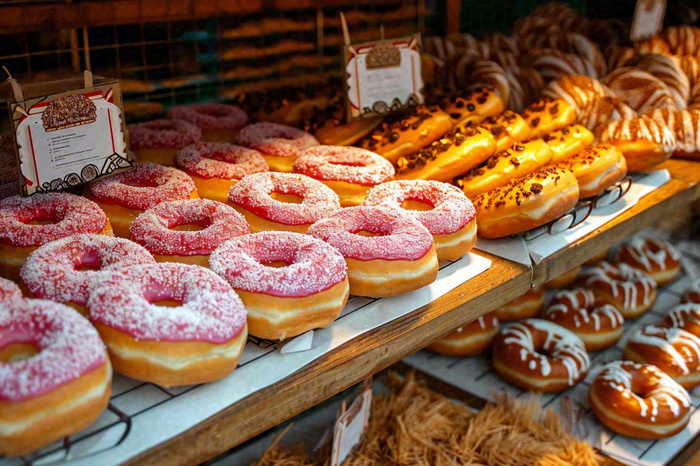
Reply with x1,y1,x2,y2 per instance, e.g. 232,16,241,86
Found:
627,54,690,109
645,109,700,160
595,116,676,171
603,67,677,114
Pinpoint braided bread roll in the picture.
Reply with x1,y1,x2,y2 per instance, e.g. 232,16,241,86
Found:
604,45,636,72
527,49,599,82
627,54,690,109
603,67,677,114
578,96,637,131
595,116,676,171
505,66,545,112
451,55,510,104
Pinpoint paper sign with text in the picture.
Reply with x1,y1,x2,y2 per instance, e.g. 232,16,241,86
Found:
331,381,372,466
344,35,424,120
630,0,666,41
9,77,131,195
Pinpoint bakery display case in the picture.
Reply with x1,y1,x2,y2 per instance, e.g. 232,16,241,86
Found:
1,1,700,465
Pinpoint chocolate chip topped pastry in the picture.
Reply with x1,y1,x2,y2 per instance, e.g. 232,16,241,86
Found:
542,124,595,163
436,87,505,128
477,110,531,152
358,105,452,164
458,139,552,198
395,125,496,183
521,97,577,140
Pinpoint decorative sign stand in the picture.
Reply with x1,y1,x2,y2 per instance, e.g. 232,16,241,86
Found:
630,0,666,41
5,70,130,196
341,13,424,121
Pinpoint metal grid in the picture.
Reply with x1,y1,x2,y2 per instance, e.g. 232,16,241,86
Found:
0,1,426,108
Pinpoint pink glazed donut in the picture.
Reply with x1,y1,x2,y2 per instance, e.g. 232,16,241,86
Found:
88,262,247,387
307,205,439,297
293,145,395,206
85,162,198,238
210,231,349,340
20,233,155,314
0,278,22,303
174,142,268,203
235,122,319,172
130,198,249,267
364,180,477,261
128,119,201,165
0,193,112,281
0,299,111,456
168,102,248,142
228,172,340,233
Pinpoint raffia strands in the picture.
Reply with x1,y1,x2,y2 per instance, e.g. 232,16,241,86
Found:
252,374,600,466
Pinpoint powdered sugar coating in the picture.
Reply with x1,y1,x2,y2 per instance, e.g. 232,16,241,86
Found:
20,234,155,306
88,163,196,211
364,180,475,235
128,119,201,150
235,122,319,157
0,193,108,247
0,299,107,402
130,199,249,256
174,142,268,180
0,278,21,303
228,172,340,225
307,205,434,261
210,231,347,298
293,145,395,186
168,103,248,131
88,263,246,343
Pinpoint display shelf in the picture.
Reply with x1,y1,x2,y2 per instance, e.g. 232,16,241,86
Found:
122,161,700,466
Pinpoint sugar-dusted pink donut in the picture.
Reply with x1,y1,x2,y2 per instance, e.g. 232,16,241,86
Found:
20,233,155,312
0,278,22,303
235,122,319,172
128,119,201,150
88,262,247,386
293,145,394,206
210,231,349,339
0,299,111,456
0,193,109,248
168,103,248,132
174,142,268,181
0,193,111,281
174,142,268,203
228,172,340,233
88,163,196,212
86,163,198,238
364,180,477,260
130,199,249,265
307,206,439,297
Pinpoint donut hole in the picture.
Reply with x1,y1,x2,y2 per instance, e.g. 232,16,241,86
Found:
270,192,304,204
74,251,104,272
401,199,435,211
143,285,184,308
170,222,207,232
152,299,184,307
260,260,291,268
20,210,61,226
0,342,39,363
122,178,161,188
329,160,366,167
355,230,386,237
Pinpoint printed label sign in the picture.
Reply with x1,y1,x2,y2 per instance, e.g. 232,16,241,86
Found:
344,35,423,120
11,84,130,195
630,0,666,41
331,381,372,466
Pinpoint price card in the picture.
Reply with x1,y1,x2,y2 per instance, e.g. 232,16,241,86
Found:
7,73,131,195
630,0,666,41
343,34,424,120
331,380,372,466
